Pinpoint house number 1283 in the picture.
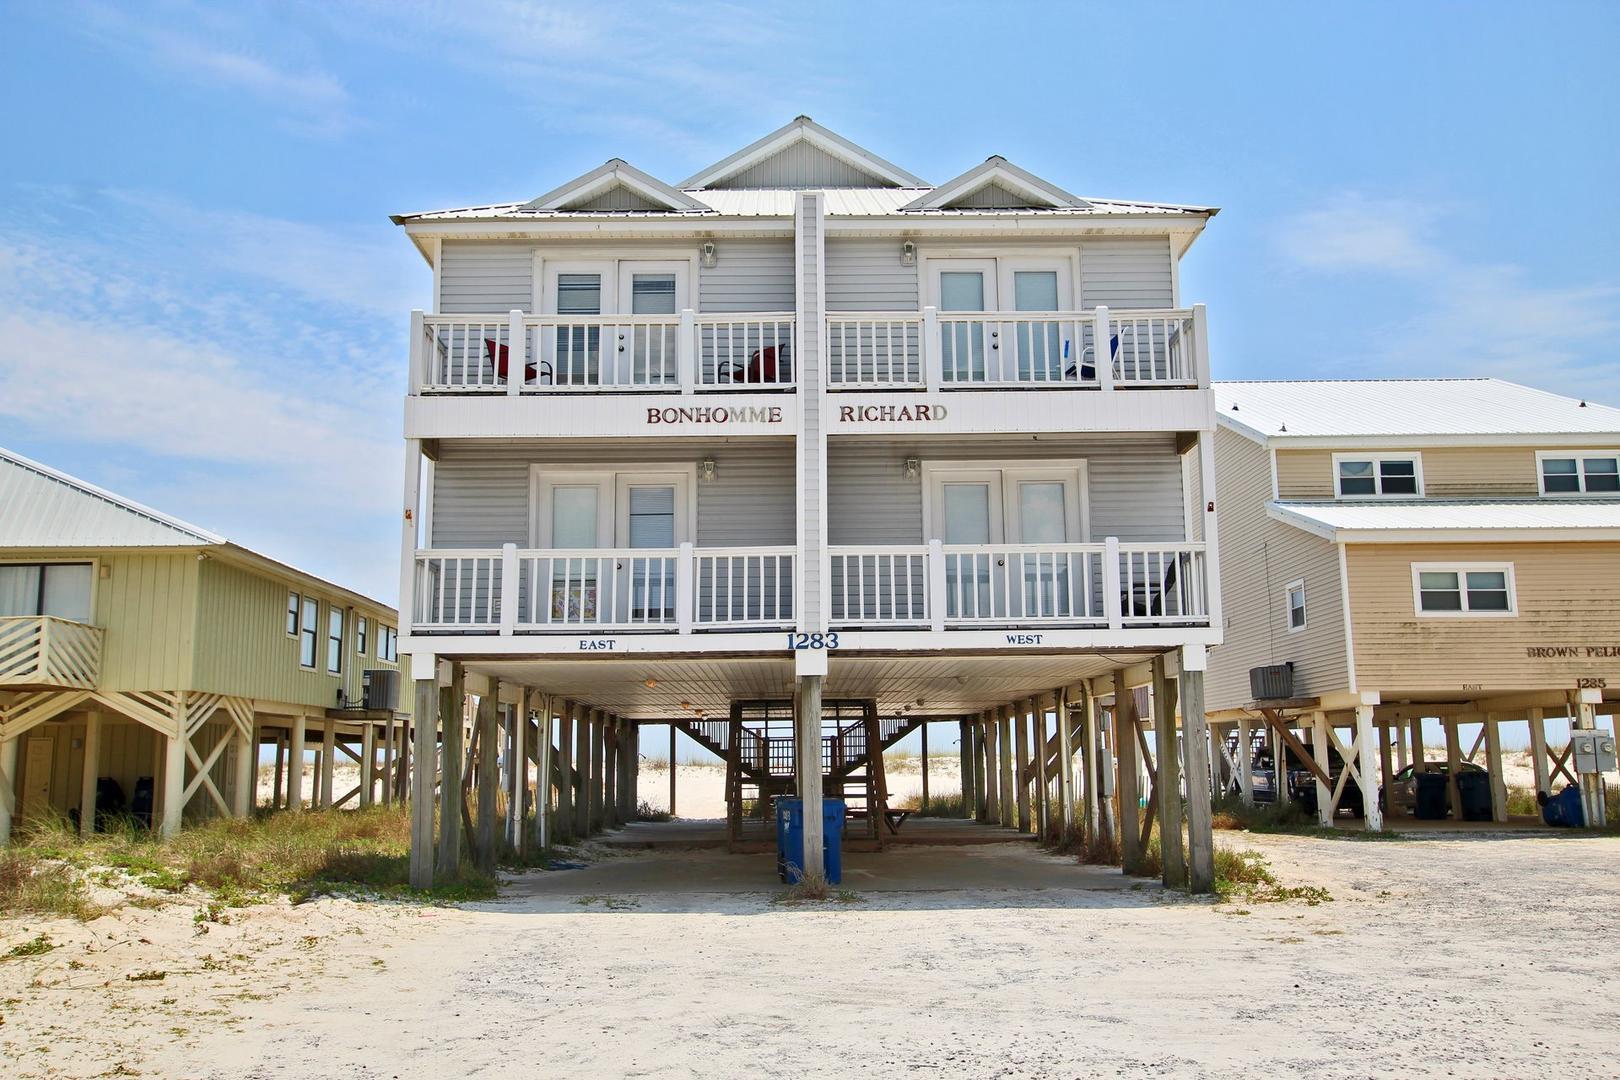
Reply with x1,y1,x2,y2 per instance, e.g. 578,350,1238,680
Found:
788,632,839,651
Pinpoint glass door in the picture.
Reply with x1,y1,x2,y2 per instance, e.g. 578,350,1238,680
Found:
542,264,613,386
997,260,1073,382
548,484,603,622
931,261,997,382
1008,479,1073,618
930,473,1004,619
616,262,687,386
621,484,677,622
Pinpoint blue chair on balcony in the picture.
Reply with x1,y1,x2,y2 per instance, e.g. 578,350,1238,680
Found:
1066,333,1118,382
1122,554,1182,619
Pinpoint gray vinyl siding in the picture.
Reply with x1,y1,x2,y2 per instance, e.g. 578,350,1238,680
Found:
1079,237,1174,310
706,142,893,189
698,239,795,312
825,239,919,311
950,182,1040,209
1203,428,1349,712
439,241,535,313
826,435,1187,545
429,441,795,548
566,186,663,211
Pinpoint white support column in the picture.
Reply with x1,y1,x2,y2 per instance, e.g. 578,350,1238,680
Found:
676,542,694,634
288,714,307,812
1310,713,1332,826
233,714,254,819
1190,303,1210,387
409,657,438,890
1528,707,1550,795
1056,684,1077,835
0,735,17,845
505,308,525,397
320,719,336,809
399,438,423,648
927,538,946,631
1236,712,1253,805
1094,306,1113,391
408,309,426,394
678,308,696,395
922,305,942,390
360,722,376,810
1484,712,1507,823
499,542,519,636
1355,704,1383,832
1197,428,1222,632
160,707,187,839
1102,536,1123,630
80,711,103,837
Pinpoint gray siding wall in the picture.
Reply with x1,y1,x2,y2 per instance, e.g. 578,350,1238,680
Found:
429,441,795,549
825,239,919,311
567,186,662,211
827,434,1187,545
706,142,892,189
1079,237,1174,309
439,241,535,313
698,239,795,311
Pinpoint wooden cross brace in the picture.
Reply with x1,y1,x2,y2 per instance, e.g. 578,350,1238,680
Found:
1256,709,1334,789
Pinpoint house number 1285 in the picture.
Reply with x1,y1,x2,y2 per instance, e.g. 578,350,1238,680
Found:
788,632,839,651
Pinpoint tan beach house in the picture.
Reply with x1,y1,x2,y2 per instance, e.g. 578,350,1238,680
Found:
0,448,409,841
1202,379,1620,829
393,116,1227,886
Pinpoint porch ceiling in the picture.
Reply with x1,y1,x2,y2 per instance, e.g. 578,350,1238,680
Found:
462,649,1163,721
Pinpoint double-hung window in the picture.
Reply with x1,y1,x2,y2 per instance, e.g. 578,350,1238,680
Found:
379,625,398,663
1334,454,1422,498
327,608,345,674
286,592,299,636
1412,564,1516,617
1284,579,1307,632
299,597,319,668
356,616,368,657
1537,451,1620,495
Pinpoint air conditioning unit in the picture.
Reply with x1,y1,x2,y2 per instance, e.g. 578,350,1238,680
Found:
363,669,400,712
1248,662,1294,701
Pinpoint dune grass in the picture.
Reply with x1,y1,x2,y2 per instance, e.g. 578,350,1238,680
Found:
891,790,970,817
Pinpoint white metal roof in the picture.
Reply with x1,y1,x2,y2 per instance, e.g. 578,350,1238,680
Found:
0,447,224,548
0,447,396,612
1217,379,1620,445
1269,498,1620,542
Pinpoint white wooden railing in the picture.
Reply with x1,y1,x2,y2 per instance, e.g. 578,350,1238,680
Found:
0,615,104,689
412,545,795,633
828,540,1209,630
413,310,796,394
825,304,1206,390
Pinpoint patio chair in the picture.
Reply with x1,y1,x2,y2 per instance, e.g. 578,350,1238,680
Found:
484,338,549,386
1121,553,1182,618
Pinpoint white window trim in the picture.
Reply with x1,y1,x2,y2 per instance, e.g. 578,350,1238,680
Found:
920,460,1091,544
1410,562,1518,619
529,464,698,548
286,591,300,637
923,252,1083,311
1284,578,1307,634
298,596,320,670
536,253,701,314
1535,449,1620,497
327,606,345,675
356,615,368,657
0,558,99,623
1332,452,1424,500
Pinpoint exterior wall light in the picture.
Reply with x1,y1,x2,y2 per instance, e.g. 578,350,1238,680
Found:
899,240,916,266
700,457,717,482
700,241,718,268
903,456,921,480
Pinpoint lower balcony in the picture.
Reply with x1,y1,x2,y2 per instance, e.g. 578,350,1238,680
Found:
0,615,104,690
413,545,795,634
829,540,1209,630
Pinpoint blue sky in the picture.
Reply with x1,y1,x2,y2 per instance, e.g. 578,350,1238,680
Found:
2,0,1616,604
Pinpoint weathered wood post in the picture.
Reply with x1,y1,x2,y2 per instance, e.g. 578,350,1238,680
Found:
589,708,606,834
920,722,930,811
320,719,337,809
1033,695,1051,842
997,705,1015,826
1151,656,1186,888
957,719,972,818
474,691,499,874
573,704,591,837
1180,646,1216,894
795,674,826,886
532,693,552,852
603,714,618,830
435,663,464,878
556,701,574,842
509,694,527,855
668,721,678,817
409,656,437,889
0,734,18,845
1014,699,1032,833
1444,716,1465,820
983,714,1001,825
1113,674,1144,874
80,711,103,837
1056,686,1077,840
1357,702,1385,832
1484,712,1508,823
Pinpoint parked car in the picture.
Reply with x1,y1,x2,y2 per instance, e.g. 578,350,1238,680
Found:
1381,761,1485,817
1284,744,1364,818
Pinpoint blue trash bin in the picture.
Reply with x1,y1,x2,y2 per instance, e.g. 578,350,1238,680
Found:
776,797,847,885
1542,783,1586,827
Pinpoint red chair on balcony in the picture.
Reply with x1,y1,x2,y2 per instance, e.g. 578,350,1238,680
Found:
484,338,550,386
718,341,792,385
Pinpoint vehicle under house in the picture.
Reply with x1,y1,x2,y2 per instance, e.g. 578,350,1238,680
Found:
0,448,410,843
1203,380,1620,830
394,117,1225,886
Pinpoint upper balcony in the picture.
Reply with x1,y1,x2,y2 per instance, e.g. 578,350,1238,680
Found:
0,615,104,691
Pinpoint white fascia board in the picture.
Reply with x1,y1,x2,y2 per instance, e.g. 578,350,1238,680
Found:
525,159,706,212
1263,432,1620,449
401,219,790,243
1264,503,1342,541
901,158,1088,211
1332,527,1620,543
679,116,926,189
1215,412,1272,447
824,217,1205,238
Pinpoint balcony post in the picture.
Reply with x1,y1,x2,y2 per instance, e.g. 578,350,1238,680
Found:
1103,536,1123,630
1191,303,1210,387
922,305,942,390
676,542,695,634
1198,432,1222,631
499,543,519,635
399,440,423,637
0,734,16,844
1094,305,1113,391
409,310,426,394
927,538,946,631
678,308,697,395
506,309,525,396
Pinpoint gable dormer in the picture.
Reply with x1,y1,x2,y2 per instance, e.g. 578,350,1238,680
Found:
681,115,926,190
523,159,708,213
901,157,1091,211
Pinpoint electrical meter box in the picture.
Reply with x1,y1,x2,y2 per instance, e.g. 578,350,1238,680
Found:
1570,731,1617,774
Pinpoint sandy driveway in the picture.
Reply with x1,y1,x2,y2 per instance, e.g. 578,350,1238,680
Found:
5,830,1618,1078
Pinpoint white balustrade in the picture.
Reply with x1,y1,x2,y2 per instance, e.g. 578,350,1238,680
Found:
517,549,682,629
939,544,1105,624
828,547,929,625
1117,544,1209,624
693,548,795,626
825,315,924,387
694,315,796,389
413,551,504,629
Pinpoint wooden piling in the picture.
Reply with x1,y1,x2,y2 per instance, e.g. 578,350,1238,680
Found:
556,700,574,841
1113,676,1144,875
1179,657,1216,894
1014,699,1032,833
409,670,437,890
435,664,464,878
474,691,498,874
573,703,590,837
1151,656,1186,888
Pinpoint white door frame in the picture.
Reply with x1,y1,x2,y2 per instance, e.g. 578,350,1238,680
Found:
921,460,1090,543
530,464,697,548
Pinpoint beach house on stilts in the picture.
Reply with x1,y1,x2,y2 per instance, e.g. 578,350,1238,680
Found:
394,118,1225,887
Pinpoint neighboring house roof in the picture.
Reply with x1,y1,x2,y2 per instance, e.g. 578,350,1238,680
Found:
390,117,1217,224
1269,499,1620,543
1216,379,1620,446
0,447,396,613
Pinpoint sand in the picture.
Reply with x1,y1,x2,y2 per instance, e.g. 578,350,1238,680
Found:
4,820,1618,1077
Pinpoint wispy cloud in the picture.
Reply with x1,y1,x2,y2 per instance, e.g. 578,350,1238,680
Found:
1277,194,1620,405
67,1,357,137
